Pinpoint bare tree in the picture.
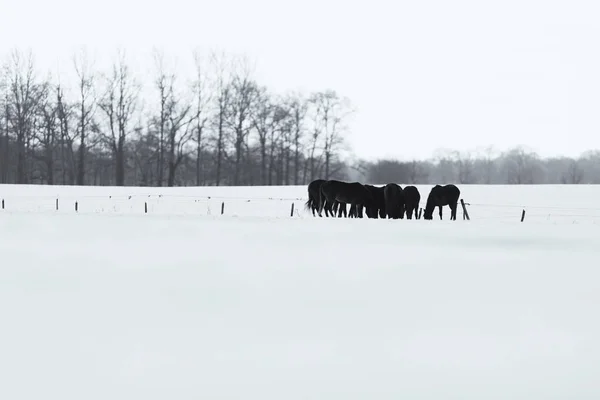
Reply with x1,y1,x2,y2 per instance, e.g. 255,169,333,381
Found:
478,145,496,184
152,51,196,187
152,49,171,186
309,90,353,179
210,51,232,186
35,85,58,184
4,50,46,183
502,146,543,184
98,51,139,186
252,89,290,184
432,148,457,183
561,159,584,184
73,48,97,185
227,56,260,185
191,50,213,186
0,68,6,182
55,83,76,184
408,160,429,183
286,92,308,184
454,150,476,184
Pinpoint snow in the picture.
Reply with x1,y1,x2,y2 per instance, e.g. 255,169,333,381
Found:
1,183,600,399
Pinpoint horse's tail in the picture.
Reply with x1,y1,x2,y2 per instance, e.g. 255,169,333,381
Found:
304,198,313,211
318,185,327,216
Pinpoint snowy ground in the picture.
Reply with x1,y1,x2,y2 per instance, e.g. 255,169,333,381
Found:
1,183,600,399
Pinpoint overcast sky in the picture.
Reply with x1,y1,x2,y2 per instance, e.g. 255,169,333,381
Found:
2,0,599,161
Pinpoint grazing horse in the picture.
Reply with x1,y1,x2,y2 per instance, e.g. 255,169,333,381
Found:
403,185,421,220
383,183,405,219
364,184,386,218
423,184,460,220
305,179,331,217
318,180,375,218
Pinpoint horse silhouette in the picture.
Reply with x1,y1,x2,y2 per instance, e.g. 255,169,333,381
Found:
403,185,421,219
364,184,386,218
319,180,375,218
423,184,460,220
383,183,405,219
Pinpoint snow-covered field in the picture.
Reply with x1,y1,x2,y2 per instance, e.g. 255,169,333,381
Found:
1,183,600,399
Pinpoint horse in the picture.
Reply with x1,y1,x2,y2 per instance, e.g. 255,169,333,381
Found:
383,183,405,219
305,179,331,217
403,185,421,220
318,180,375,218
364,184,386,218
306,179,343,217
423,184,460,220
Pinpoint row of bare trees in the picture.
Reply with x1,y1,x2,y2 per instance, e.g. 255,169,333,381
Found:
0,49,354,187
360,146,600,185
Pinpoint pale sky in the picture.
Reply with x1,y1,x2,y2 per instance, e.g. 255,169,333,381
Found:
2,0,599,161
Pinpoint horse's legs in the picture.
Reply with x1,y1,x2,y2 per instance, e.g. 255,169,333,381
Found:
439,205,443,220
326,200,335,217
451,203,457,220
338,203,347,218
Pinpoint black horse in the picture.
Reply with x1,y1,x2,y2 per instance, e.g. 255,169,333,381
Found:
423,184,460,220
383,183,405,219
403,185,421,220
364,184,386,219
306,179,344,217
319,180,375,218
305,179,331,217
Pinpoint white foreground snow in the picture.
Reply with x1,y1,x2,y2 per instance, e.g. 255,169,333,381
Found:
1,184,600,399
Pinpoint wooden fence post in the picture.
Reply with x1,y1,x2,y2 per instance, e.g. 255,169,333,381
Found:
75,201,78,212
460,199,470,220
2,199,4,209
221,202,225,215
56,198,59,211
145,202,148,214
521,209,526,222
290,202,295,217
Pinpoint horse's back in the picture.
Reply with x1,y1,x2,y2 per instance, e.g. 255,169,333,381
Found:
443,184,460,200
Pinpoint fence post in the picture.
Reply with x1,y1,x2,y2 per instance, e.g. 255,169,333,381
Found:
56,198,59,211
221,202,225,215
290,202,295,217
521,209,526,222
460,199,470,220
145,202,148,214
418,208,422,220
1,199,4,210
75,201,78,212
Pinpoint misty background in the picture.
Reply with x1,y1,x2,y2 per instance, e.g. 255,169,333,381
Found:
1,47,598,187
0,47,598,187
3,0,600,187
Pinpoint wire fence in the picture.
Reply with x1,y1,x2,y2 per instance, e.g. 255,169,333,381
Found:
1,192,600,224
0,193,306,218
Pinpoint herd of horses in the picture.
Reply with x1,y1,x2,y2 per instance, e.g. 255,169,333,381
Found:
304,179,462,221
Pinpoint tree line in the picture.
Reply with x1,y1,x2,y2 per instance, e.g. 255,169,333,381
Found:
2,48,598,188
0,49,353,187
360,146,600,185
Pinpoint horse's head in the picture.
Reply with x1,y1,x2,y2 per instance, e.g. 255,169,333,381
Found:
423,207,434,220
